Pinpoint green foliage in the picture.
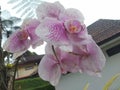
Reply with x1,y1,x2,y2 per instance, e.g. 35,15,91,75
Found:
15,77,55,90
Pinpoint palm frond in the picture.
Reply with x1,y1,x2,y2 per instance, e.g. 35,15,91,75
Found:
7,0,20,4
12,0,27,9
16,2,30,13
20,6,33,17
7,0,43,18
21,10,35,18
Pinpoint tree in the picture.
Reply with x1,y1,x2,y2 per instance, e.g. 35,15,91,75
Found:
0,6,8,90
0,9,22,90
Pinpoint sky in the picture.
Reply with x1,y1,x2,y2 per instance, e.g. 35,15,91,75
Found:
0,0,120,54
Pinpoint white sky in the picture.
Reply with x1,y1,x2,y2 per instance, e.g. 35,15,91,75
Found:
0,0,120,54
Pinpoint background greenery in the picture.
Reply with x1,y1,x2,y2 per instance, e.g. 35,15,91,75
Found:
15,77,55,90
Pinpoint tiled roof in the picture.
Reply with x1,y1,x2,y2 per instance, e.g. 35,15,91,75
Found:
18,54,44,65
87,19,120,45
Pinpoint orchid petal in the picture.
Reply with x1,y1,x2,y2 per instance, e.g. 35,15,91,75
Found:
22,18,44,48
59,45,73,52
35,18,68,45
3,30,30,53
36,1,65,20
59,8,84,22
38,55,61,86
46,45,80,73
45,44,54,55
60,51,80,73
79,39,106,77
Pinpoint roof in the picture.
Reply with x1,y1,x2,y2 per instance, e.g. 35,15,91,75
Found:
18,54,44,65
87,19,120,45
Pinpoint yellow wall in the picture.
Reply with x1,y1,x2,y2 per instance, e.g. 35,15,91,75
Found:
16,63,38,79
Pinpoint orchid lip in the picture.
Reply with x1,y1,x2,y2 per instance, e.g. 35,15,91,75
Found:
69,25,79,33
17,30,29,40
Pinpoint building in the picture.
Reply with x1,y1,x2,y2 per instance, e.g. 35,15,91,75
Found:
15,54,44,79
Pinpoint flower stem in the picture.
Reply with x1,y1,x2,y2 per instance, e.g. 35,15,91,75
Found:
52,45,59,62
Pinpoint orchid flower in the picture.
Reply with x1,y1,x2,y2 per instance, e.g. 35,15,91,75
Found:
75,39,106,77
3,18,43,59
35,1,87,46
59,8,88,45
3,30,31,59
38,39,106,85
38,44,80,85
64,19,89,45
59,38,106,77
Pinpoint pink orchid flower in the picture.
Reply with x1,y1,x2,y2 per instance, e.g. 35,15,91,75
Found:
38,44,80,86
64,19,90,46
59,37,106,77
71,39,106,77
3,30,31,59
35,1,87,46
80,40,106,77
3,19,43,59
36,1,65,20
38,38,106,85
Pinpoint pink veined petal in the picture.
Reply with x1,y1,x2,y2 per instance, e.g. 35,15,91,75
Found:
3,30,30,53
22,19,40,34
36,1,65,20
22,18,44,48
59,8,84,22
49,46,80,73
45,44,80,73
66,30,89,46
59,44,73,52
35,18,68,45
38,55,61,86
79,39,106,77
60,50,80,73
